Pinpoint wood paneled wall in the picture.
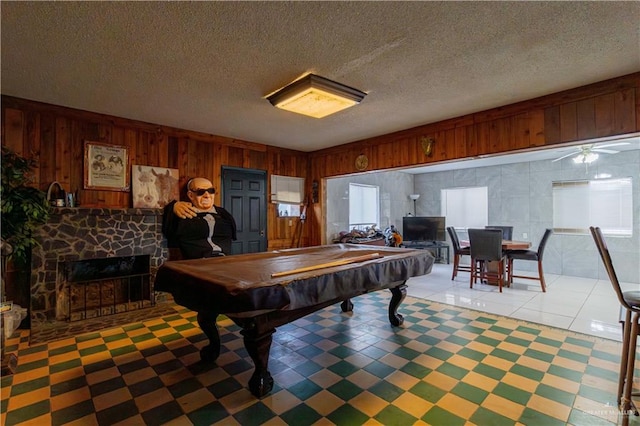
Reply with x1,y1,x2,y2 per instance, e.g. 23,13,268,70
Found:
3,73,639,250
1,96,309,251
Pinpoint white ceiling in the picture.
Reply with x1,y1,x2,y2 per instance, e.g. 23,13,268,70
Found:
1,2,639,159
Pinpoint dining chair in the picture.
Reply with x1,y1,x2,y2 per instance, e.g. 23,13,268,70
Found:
468,228,506,292
446,226,471,280
506,229,553,292
590,226,640,424
485,225,513,241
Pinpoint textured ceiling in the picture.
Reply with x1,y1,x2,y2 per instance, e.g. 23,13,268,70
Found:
2,2,639,153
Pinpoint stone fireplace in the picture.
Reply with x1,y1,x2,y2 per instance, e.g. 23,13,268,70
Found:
30,207,168,342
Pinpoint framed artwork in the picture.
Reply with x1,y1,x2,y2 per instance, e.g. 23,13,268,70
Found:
84,141,130,191
132,165,179,208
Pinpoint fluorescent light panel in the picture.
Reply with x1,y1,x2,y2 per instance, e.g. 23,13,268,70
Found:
267,74,366,118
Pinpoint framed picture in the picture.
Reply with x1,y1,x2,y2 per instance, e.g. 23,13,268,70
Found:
84,141,130,191
132,165,179,208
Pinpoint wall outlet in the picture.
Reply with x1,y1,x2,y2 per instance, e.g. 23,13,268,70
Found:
523,233,528,239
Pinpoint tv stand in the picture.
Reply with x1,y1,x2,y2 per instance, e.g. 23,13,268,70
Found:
403,240,449,264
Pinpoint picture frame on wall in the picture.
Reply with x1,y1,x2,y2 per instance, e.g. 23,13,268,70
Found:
131,165,179,208
83,141,130,191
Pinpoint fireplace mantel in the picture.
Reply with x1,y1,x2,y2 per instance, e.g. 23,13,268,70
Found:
30,206,168,342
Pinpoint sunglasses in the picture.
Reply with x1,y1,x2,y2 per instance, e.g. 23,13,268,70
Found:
190,187,216,196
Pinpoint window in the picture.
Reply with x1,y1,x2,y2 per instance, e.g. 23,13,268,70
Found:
271,175,304,217
441,187,488,229
349,183,379,229
553,177,632,236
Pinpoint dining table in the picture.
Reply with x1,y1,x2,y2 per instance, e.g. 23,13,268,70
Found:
460,239,532,285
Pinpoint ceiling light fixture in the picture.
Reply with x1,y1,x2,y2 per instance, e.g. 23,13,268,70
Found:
266,74,367,118
573,152,599,164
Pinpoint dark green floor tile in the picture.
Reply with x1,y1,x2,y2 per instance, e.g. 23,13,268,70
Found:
585,365,618,382
388,334,413,345
476,335,501,347
131,332,156,343
328,360,360,377
328,379,362,400
406,323,430,334
293,360,323,377
15,358,48,373
422,405,466,426
83,358,115,374
535,383,575,406
141,400,183,425
297,344,324,359
519,407,568,426
435,324,458,335
491,347,520,362
510,364,545,381
51,399,95,425
548,364,583,382
505,335,531,347
89,376,126,397
103,332,128,342
436,362,468,380
3,399,50,425
400,361,431,379
48,344,78,356
329,345,356,359
450,382,488,404
110,344,138,357
425,346,453,361
118,358,150,375
50,376,88,397
207,377,244,399
148,322,171,331
470,406,515,426
559,348,589,363
187,401,230,426
444,334,471,347
364,360,395,378
473,363,507,380
523,347,555,363
174,322,196,332
416,334,441,346
280,403,322,426
565,336,594,349
578,384,616,405
458,347,486,362
449,315,472,325
534,335,563,348
327,404,369,426
462,324,486,335
488,325,512,335
9,376,49,396
493,382,531,405
287,379,323,400
590,349,620,363
516,325,541,336
476,316,497,325
409,381,446,403
393,346,420,360
375,404,418,426
79,344,108,357
95,400,139,425
75,332,102,342
298,332,324,344
369,381,404,402
49,358,82,374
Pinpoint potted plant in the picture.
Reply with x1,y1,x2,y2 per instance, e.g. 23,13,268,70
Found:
1,146,50,305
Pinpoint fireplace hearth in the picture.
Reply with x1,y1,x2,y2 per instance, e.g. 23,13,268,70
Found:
30,208,167,343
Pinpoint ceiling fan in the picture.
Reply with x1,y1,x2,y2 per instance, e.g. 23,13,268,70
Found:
551,142,629,163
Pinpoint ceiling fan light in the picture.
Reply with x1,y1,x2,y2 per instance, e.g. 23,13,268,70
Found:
573,152,599,164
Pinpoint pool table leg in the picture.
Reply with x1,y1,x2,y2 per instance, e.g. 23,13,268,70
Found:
389,282,407,326
340,299,354,312
241,327,275,398
197,311,221,362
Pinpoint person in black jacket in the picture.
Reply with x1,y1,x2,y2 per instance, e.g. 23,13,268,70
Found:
162,177,237,259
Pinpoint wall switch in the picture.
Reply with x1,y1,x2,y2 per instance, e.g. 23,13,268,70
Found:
523,233,528,239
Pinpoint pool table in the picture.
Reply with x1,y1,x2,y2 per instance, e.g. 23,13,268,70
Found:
154,244,434,397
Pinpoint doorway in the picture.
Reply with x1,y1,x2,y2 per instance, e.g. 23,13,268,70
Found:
221,167,267,254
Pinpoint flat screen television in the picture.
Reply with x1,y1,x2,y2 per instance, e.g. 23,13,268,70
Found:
402,216,446,243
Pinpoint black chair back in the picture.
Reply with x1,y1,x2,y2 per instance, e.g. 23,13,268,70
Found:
447,226,462,252
537,229,553,259
469,228,503,261
485,226,513,241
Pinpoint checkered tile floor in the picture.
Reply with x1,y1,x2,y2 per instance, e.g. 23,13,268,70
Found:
1,292,639,425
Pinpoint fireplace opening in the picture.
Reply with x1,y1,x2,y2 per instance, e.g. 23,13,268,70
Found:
57,255,154,322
